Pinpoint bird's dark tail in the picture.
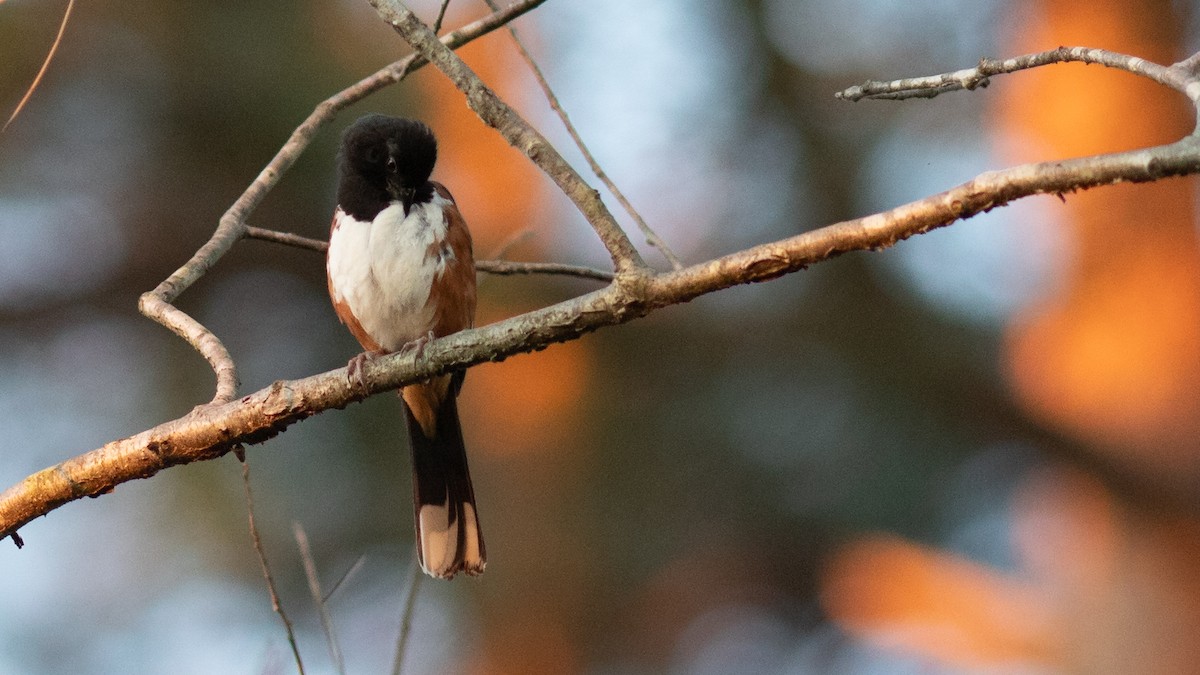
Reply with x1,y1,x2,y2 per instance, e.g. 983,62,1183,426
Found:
402,389,486,579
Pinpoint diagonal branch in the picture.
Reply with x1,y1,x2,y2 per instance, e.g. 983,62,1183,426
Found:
480,0,684,270
367,0,649,276
242,459,305,673
3,0,76,133
4,46,1200,543
295,522,344,675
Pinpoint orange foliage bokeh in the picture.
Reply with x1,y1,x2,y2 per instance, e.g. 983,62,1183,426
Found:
998,0,1200,471
822,535,1057,668
460,336,591,459
418,21,546,257
823,0,1200,671
823,467,1200,674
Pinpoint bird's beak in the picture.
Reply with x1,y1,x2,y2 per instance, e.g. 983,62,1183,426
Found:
385,161,402,197
387,174,411,203
398,186,416,213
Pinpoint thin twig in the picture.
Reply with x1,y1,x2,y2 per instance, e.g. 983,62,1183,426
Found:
294,522,345,675
323,554,367,603
369,0,649,276
432,0,453,33
390,556,425,675
476,259,614,282
481,0,684,270
487,227,536,260
3,0,75,132
477,228,535,291
245,226,329,252
241,458,305,675
837,46,1197,102
244,226,614,281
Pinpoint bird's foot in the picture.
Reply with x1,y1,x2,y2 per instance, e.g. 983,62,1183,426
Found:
399,331,437,360
346,350,388,393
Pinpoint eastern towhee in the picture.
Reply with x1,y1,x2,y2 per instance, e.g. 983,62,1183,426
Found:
327,114,485,579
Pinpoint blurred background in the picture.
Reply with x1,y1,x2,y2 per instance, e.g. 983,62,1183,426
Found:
3,0,1200,672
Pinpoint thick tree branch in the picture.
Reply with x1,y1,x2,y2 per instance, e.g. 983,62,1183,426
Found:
3,43,1200,544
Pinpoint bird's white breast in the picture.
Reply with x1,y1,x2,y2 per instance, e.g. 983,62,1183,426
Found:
327,195,454,351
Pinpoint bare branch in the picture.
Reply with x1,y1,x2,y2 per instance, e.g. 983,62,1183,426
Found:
837,46,1199,103
454,256,614,280
367,0,649,276
432,0,453,33
481,0,684,270
475,259,614,282
244,226,614,281
323,554,367,603
138,0,548,405
390,558,424,675
486,227,536,260
7,133,1198,542
295,522,345,675
242,459,305,674
138,291,241,401
245,226,329,252
3,0,75,132
4,46,1200,548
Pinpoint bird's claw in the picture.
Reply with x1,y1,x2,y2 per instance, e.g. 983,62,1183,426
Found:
347,334,435,394
399,331,437,360
346,350,386,394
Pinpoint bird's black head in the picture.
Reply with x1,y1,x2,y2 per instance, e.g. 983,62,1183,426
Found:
337,114,438,220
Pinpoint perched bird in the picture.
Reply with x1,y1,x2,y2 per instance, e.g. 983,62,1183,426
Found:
326,114,485,579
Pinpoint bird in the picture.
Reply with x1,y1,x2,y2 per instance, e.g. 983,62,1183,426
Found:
326,114,485,579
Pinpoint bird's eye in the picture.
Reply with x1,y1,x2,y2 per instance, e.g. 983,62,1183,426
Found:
363,146,383,165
